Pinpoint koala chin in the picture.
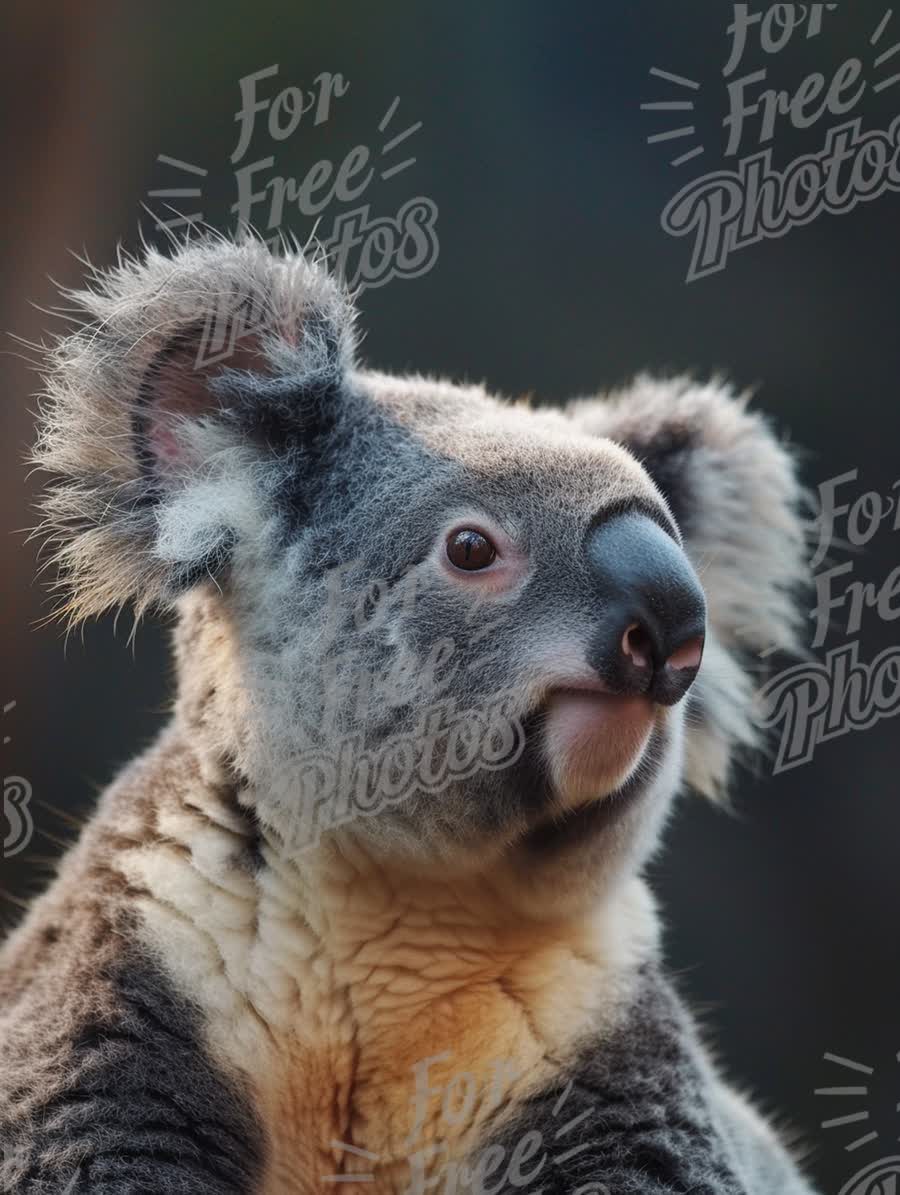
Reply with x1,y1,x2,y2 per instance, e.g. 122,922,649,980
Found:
0,239,817,1194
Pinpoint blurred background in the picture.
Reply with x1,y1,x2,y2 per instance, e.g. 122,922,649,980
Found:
3,3,899,1189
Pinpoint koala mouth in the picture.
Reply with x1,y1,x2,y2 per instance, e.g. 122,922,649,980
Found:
521,720,669,854
542,682,657,804
544,677,653,719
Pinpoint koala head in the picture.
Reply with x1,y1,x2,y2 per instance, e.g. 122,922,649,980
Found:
34,239,806,913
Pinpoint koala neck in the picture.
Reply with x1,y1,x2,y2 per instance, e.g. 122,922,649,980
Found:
272,827,658,1004
158,709,660,1021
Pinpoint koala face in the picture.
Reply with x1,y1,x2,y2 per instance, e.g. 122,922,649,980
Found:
223,369,707,872
35,239,805,907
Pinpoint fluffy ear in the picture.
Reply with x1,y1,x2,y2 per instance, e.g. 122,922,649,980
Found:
567,376,809,797
33,238,356,623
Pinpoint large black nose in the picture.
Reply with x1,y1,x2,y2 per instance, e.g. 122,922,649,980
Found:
585,512,706,706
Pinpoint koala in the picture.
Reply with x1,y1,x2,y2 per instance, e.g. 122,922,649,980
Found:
0,237,816,1194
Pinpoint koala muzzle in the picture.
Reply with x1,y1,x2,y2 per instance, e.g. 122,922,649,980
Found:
585,512,706,706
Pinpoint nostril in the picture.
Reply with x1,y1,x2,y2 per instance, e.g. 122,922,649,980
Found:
650,630,705,706
666,635,705,673
622,622,653,671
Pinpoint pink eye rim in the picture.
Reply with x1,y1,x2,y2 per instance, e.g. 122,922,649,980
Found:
445,527,498,572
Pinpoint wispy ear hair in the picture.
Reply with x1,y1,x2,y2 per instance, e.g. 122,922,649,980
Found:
32,236,357,626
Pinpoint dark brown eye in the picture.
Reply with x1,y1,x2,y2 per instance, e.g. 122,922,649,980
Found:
446,529,497,571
